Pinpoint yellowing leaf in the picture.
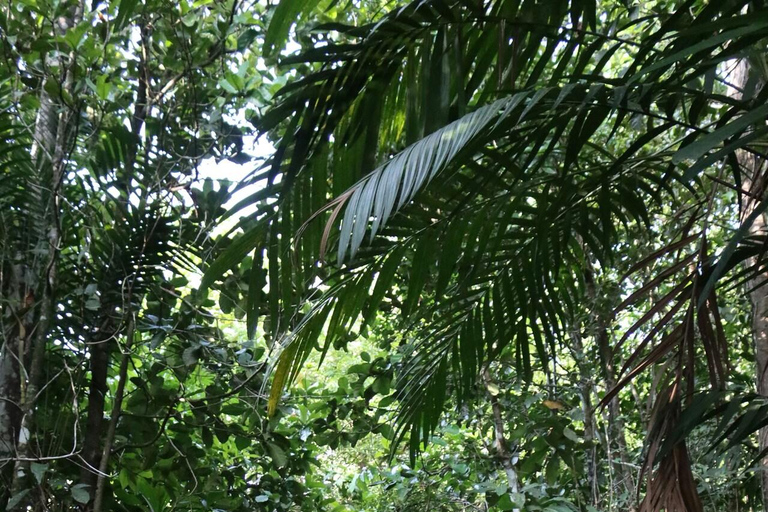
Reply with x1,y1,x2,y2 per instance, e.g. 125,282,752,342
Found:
267,343,298,416
542,399,565,410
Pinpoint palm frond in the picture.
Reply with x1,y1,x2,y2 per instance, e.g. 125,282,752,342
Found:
202,4,768,506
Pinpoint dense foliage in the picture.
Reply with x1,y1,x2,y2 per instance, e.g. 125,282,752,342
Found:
4,0,768,511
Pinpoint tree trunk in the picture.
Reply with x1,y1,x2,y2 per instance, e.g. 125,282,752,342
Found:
570,329,599,506
0,338,22,506
78,19,148,509
79,333,110,492
0,53,60,508
584,267,635,509
93,319,135,512
596,320,634,499
756,288,768,510
482,367,520,512
748,203,768,511
8,105,64,510
8,3,82,507
730,58,768,511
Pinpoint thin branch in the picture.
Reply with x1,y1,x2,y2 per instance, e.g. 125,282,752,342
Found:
92,317,135,512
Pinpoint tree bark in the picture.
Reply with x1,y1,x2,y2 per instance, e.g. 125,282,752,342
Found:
8,3,83,507
596,319,633,496
92,319,135,512
584,267,635,508
570,329,599,506
729,58,768,512
482,367,520,512
0,54,60,509
8,107,64,510
0,338,22,506
78,18,148,509
79,332,110,492
746,180,768,511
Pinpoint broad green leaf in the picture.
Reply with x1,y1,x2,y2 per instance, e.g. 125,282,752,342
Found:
200,223,266,291
182,346,199,366
30,462,47,484
71,484,90,504
114,0,139,31
266,441,288,467
629,21,768,84
264,0,314,57
674,103,768,164
7,490,30,510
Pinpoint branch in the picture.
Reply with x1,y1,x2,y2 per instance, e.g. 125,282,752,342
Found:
151,0,241,106
92,317,135,512
482,366,519,509
111,400,176,453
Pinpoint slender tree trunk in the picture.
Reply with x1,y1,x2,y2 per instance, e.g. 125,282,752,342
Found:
482,367,519,512
93,319,135,512
0,53,59,509
8,105,65,509
585,267,635,509
76,19,149,509
596,321,633,495
570,329,599,506
79,333,110,492
0,339,21,506
75,17,150,510
8,4,82,507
